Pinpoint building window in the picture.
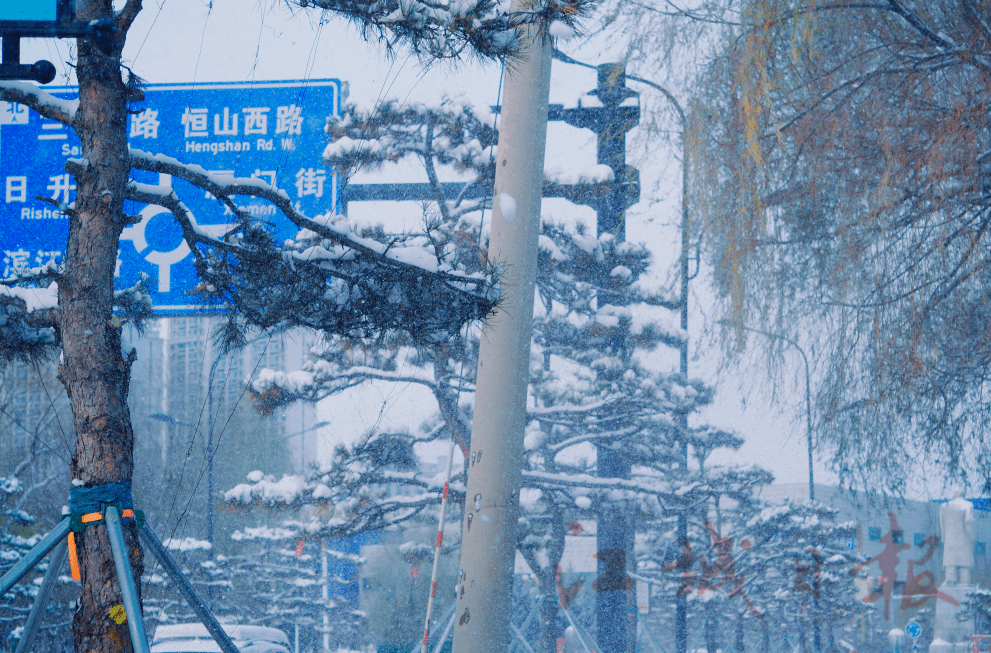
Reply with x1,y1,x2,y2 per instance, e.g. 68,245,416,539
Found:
868,527,881,542
914,533,925,547
892,530,904,544
976,542,986,556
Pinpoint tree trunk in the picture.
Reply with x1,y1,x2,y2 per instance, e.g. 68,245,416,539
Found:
535,566,561,653
59,2,144,652
704,603,718,653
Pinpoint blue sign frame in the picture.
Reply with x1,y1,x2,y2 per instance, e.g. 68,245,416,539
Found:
0,78,343,314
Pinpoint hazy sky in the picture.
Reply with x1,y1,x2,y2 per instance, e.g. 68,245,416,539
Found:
17,0,842,492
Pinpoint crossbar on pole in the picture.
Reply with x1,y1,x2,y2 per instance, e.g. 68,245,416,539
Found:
138,524,241,653
0,518,69,597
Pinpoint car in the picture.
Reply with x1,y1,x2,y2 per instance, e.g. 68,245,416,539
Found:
150,623,292,653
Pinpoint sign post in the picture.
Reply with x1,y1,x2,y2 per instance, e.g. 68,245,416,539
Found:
0,0,116,82
0,79,343,312
905,622,922,653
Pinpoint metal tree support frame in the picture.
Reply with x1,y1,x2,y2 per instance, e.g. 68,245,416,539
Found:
0,507,240,653
14,538,69,653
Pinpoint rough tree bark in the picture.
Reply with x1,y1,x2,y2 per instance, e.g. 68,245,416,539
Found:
58,2,144,652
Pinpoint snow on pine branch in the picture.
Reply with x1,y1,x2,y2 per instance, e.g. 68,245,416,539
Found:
0,284,59,362
0,82,77,125
296,0,589,61
224,430,459,539
128,148,500,346
325,96,497,181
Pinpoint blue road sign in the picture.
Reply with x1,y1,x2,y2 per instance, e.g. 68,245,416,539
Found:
0,79,342,313
0,1,57,21
905,622,922,639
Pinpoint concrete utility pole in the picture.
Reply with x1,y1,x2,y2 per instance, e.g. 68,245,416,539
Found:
450,15,553,653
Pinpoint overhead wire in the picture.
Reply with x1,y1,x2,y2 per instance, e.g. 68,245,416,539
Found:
130,0,170,66
148,3,318,548
171,7,333,540
149,8,334,556
0,406,69,467
191,1,215,85
29,360,72,456
477,62,505,247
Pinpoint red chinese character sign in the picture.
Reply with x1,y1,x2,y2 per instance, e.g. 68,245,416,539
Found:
0,79,342,313
662,522,762,616
852,512,958,622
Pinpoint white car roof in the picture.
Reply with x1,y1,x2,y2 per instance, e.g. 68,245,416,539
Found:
151,624,290,653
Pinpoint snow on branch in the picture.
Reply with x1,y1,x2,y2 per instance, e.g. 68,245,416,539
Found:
296,0,589,60
223,460,455,540
128,148,500,346
0,285,59,362
0,82,77,125
326,95,498,183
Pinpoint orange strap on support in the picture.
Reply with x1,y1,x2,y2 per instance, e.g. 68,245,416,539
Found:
67,532,81,582
67,509,134,583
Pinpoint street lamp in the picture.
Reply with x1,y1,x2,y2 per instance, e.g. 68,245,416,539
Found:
149,412,207,536
729,325,815,502
728,325,820,653
205,353,225,558
284,421,330,470
623,68,694,653
149,348,225,559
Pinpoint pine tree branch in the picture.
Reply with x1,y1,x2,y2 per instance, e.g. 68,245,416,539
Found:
0,83,76,125
116,0,143,34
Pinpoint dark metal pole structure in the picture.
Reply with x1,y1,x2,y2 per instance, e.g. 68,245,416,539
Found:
0,519,70,597
587,63,640,653
138,524,242,653
105,507,151,653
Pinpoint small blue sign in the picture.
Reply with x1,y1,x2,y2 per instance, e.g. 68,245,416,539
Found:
905,622,922,639
0,1,57,21
0,79,342,313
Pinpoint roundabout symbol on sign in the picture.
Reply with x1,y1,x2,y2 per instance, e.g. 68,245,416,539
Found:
905,622,922,639
120,176,232,293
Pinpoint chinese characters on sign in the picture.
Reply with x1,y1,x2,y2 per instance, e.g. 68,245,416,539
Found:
852,513,959,621
0,79,343,312
662,514,954,623
662,522,762,616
